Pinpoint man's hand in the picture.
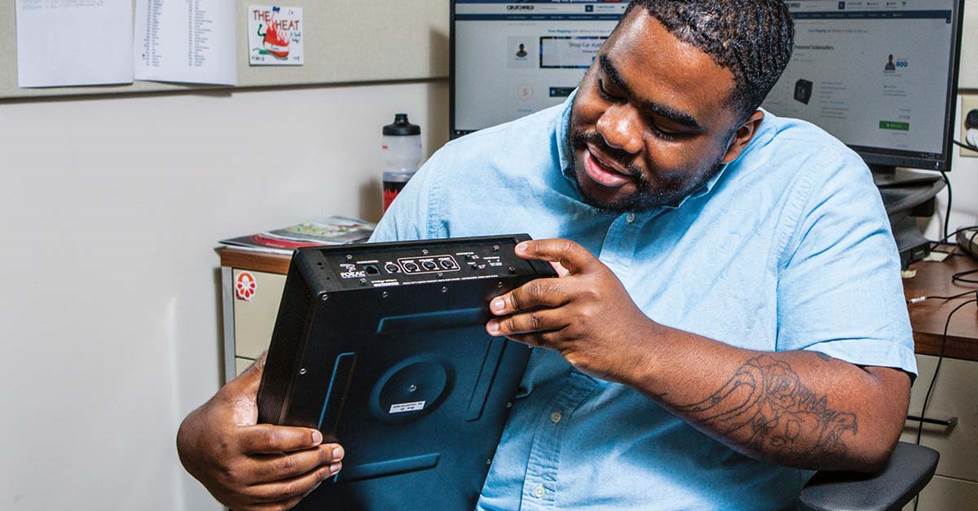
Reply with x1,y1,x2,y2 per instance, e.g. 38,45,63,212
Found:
485,240,910,472
485,238,659,381
176,355,344,511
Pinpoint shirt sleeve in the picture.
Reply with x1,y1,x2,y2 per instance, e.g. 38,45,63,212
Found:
776,151,917,378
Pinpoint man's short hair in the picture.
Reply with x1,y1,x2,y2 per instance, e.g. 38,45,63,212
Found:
625,0,795,121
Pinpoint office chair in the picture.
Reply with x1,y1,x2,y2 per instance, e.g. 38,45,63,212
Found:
798,442,939,511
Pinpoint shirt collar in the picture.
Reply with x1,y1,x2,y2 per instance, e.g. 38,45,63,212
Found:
555,90,578,187
552,89,738,212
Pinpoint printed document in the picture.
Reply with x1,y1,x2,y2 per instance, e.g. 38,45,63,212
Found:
15,0,134,88
134,0,237,85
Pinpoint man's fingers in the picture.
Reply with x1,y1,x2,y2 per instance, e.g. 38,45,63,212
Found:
550,261,571,278
243,462,340,504
509,331,564,348
487,309,568,337
239,424,324,454
514,239,594,274
246,444,345,483
490,277,569,316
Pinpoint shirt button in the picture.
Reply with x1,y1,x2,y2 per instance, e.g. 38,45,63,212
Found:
533,485,546,498
550,410,562,424
625,212,636,223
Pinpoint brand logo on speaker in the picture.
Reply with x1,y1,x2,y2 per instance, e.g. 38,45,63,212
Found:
339,263,366,279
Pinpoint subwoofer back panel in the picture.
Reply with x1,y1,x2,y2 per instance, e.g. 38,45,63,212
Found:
256,234,556,510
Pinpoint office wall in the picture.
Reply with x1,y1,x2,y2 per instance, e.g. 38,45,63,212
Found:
0,80,449,511
0,0,451,100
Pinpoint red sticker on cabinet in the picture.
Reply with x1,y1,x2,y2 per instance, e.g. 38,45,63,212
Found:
235,271,257,301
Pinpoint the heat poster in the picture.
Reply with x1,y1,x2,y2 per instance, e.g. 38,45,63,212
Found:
249,5,304,66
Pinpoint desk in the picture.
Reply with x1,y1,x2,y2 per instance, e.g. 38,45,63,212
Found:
218,248,291,275
904,252,978,361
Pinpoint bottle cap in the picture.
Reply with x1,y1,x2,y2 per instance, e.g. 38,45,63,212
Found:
383,113,421,136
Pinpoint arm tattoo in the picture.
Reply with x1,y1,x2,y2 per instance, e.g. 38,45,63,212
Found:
676,355,856,464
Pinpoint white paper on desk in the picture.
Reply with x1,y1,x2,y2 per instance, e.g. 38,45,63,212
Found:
134,0,237,86
15,0,134,88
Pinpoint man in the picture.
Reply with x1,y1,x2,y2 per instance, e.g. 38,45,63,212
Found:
178,1,915,509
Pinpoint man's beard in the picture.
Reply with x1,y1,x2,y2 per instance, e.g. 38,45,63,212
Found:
568,129,725,213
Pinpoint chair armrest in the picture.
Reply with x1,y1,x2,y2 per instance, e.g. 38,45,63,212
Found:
798,442,939,511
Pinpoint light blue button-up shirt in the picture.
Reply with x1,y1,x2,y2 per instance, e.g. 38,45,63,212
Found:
369,94,916,510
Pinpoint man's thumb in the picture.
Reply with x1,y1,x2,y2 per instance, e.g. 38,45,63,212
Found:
229,351,267,397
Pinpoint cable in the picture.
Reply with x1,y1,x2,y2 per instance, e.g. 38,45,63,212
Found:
938,169,951,241
950,232,978,284
936,137,975,249
952,269,978,285
952,139,977,151
928,224,978,251
907,289,977,304
915,298,978,445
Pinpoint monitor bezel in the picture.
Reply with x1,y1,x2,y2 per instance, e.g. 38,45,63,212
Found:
449,0,466,139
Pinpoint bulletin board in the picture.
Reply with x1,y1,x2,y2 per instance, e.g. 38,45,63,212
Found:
0,0,450,100
0,0,974,100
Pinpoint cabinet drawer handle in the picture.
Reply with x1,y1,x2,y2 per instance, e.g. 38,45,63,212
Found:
906,414,958,428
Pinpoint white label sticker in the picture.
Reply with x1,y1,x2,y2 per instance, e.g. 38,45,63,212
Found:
389,401,426,414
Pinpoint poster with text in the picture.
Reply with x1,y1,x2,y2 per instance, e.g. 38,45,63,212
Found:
248,5,303,65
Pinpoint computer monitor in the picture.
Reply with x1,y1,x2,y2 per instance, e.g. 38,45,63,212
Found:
762,0,966,174
451,0,965,177
450,0,628,138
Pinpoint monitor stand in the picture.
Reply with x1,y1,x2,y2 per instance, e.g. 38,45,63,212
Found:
871,165,942,189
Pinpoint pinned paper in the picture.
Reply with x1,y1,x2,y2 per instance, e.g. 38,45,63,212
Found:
134,0,238,85
15,0,134,87
249,5,304,66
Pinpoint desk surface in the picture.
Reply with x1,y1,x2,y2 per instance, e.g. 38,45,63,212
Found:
218,247,292,275
218,246,978,362
904,251,978,362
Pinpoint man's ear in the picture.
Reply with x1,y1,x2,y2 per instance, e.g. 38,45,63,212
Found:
720,110,765,164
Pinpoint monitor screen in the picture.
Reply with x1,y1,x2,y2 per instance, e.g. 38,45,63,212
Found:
450,0,963,171
451,1,627,138
762,0,963,171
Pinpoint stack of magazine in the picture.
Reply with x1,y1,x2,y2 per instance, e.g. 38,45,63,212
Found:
219,216,376,256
